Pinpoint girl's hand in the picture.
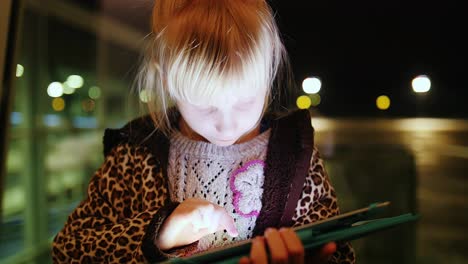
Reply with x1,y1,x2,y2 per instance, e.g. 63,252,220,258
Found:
239,228,336,264
155,198,238,250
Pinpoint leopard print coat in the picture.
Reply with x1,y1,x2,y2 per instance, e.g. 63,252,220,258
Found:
52,111,355,263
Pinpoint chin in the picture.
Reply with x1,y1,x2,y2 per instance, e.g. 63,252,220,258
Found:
211,139,237,146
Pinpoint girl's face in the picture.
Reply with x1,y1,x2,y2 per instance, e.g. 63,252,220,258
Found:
177,89,267,146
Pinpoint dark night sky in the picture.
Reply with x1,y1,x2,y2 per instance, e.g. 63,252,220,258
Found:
78,0,468,118
268,0,468,117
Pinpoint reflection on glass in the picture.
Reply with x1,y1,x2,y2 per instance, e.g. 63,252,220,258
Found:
1,0,142,261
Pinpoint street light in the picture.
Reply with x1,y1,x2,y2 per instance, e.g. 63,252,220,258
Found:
412,75,431,116
302,77,321,94
66,75,84,89
47,82,64,98
296,95,312,109
376,95,391,111
412,75,431,93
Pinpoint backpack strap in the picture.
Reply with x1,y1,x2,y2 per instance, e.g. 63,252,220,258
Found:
252,110,314,236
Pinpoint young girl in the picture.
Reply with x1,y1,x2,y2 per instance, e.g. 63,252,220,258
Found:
52,0,355,263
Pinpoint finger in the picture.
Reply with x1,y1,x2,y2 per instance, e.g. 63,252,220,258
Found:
319,242,337,259
239,256,251,264
250,237,268,264
264,228,288,264
191,208,205,233
207,206,222,234
218,209,239,237
279,228,304,264
311,242,337,263
192,203,216,233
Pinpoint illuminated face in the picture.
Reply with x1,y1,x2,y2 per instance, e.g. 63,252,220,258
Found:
177,89,266,146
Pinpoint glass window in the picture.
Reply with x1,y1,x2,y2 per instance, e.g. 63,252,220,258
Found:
1,1,144,261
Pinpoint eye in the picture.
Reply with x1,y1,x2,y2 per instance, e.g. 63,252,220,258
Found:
235,98,256,110
195,106,216,114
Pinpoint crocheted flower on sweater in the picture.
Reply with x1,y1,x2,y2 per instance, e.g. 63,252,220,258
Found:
230,160,265,217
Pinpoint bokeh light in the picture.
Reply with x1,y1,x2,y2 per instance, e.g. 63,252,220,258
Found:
310,94,321,106
376,95,391,110
412,75,431,93
302,77,321,94
88,86,101,99
139,89,151,103
66,75,84,89
296,95,312,109
16,64,24,77
62,83,75,95
82,99,95,112
47,82,64,98
52,98,65,111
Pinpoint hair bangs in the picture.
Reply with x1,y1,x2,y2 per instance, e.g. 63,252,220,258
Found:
164,46,271,107
162,0,279,106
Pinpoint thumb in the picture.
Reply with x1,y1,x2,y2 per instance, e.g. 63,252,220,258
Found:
238,256,251,264
219,211,238,237
320,242,337,257
314,242,337,263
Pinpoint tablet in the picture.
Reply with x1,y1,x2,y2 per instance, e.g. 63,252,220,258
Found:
162,201,419,264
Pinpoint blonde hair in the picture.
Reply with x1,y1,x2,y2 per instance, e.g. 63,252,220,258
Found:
136,0,291,135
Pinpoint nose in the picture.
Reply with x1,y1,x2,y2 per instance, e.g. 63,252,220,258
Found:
215,112,237,136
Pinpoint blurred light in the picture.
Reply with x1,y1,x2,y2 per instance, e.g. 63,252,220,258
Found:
82,99,95,112
73,116,97,128
62,83,75,95
302,77,321,94
310,94,321,106
66,75,84,89
313,117,468,132
296,95,312,109
376,95,391,110
43,114,61,127
139,89,151,103
62,172,80,189
48,179,61,195
16,64,24,77
412,75,431,93
395,119,463,132
3,187,25,216
88,86,101,99
52,98,65,111
47,82,64,97
10,112,23,125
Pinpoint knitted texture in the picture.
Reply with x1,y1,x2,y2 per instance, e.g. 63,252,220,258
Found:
167,129,271,252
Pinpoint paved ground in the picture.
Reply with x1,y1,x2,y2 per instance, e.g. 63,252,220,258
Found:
313,117,468,264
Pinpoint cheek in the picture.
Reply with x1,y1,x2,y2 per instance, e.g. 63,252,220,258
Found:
239,116,256,132
186,115,213,133
241,104,264,129
178,106,211,132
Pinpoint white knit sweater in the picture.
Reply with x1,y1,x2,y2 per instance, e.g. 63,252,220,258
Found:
167,129,271,252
